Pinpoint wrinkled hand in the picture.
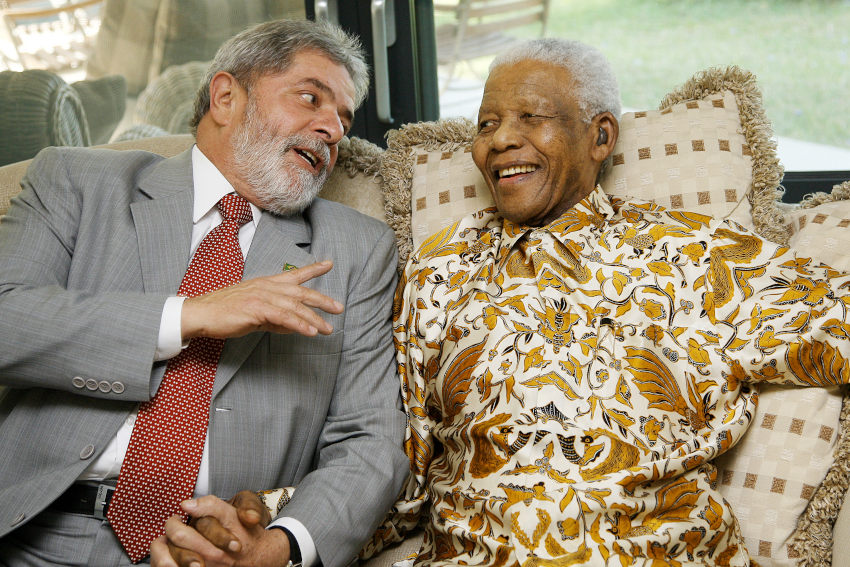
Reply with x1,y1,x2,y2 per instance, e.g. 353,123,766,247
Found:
182,261,343,340
150,491,287,567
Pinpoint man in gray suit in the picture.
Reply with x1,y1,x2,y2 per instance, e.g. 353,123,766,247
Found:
0,18,407,567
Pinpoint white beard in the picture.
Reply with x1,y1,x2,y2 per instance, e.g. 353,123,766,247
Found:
231,99,331,216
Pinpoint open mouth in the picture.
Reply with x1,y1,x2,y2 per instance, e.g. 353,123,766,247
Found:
497,164,538,179
293,147,320,169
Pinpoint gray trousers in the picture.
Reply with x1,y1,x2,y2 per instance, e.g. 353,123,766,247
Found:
0,507,148,567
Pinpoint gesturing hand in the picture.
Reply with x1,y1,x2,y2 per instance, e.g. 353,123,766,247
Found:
149,491,288,567
181,260,343,340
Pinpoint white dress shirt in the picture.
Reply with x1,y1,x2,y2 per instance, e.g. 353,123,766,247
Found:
78,145,317,566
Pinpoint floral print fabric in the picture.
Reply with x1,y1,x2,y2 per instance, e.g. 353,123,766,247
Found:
364,186,850,566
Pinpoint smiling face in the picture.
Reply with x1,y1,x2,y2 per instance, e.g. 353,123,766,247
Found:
472,59,605,227
204,48,356,213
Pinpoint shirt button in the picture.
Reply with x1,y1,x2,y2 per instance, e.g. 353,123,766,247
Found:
72,376,85,389
85,379,98,391
79,444,95,459
111,382,125,394
98,380,111,393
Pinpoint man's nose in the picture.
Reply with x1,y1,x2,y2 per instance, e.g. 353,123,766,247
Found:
313,107,346,144
491,120,522,151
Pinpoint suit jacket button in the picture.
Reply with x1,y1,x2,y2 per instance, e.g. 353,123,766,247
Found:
85,378,98,391
72,376,85,388
11,513,25,527
80,444,95,459
111,382,125,394
98,380,112,393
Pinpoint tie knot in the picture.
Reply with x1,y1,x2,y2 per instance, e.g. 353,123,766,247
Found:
218,193,252,226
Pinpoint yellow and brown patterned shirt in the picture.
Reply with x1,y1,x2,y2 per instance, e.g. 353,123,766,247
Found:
365,186,850,566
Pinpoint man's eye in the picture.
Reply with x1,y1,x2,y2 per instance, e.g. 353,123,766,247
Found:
478,120,495,131
301,92,317,104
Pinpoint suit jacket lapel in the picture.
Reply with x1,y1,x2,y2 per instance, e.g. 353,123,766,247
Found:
130,149,195,295
213,211,317,397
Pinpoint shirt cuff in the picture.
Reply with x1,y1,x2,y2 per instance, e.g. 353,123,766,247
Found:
155,296,186,361
268,517,318,567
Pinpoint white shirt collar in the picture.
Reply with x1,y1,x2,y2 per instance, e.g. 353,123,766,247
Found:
191,145,262,226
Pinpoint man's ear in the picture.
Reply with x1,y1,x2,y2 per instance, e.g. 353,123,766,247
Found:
590,112,619,164
207,71,244,127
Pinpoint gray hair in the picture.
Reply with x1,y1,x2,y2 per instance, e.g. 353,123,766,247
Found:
190,19,369,134
491,38,621,123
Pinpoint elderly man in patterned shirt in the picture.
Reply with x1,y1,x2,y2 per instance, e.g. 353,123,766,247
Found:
356,38,850,567
163,38,850,567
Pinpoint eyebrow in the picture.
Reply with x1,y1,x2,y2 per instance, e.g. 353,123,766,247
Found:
301,77,354,129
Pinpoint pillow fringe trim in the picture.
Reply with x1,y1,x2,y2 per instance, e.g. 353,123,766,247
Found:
338,136,383,179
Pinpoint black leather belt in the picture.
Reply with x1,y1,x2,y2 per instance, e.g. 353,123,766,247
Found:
52,482,115,521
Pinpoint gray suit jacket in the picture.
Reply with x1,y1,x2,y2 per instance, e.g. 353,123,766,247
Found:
0,146,408,567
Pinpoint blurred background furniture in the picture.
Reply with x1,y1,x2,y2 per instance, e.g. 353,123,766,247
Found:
0,67,124,166
0,0,103,73
131,59,206,135
86,0,303,96
434,0,550,91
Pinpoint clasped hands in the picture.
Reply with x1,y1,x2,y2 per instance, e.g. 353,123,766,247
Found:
150,491,285,567
150,261,338,565
182,260,343,340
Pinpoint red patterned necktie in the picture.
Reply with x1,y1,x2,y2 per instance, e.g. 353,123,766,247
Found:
107,193,253,563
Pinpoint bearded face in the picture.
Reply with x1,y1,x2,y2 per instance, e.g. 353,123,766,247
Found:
230,95,332,216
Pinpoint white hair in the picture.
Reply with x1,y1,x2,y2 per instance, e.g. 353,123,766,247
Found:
491,38,621,123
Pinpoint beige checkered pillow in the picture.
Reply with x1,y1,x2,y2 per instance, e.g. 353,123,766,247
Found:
601,91,755,229
714,386,845,566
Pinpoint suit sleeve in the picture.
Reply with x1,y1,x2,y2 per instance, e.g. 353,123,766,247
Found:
359,252,436,560
0,147,167,400
278,224,408,567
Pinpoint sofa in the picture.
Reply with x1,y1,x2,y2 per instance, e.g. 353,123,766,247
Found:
1,64,849,567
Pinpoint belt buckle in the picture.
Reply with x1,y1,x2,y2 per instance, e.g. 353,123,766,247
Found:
93,483,114,521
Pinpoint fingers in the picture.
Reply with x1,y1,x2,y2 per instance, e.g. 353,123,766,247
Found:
166,539,204,567
150,535,181,567
191,515,242,553
159,514,229,567
230,490,271,528
181,260,345,340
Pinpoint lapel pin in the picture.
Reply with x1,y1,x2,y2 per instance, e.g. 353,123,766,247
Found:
283,263,298,272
